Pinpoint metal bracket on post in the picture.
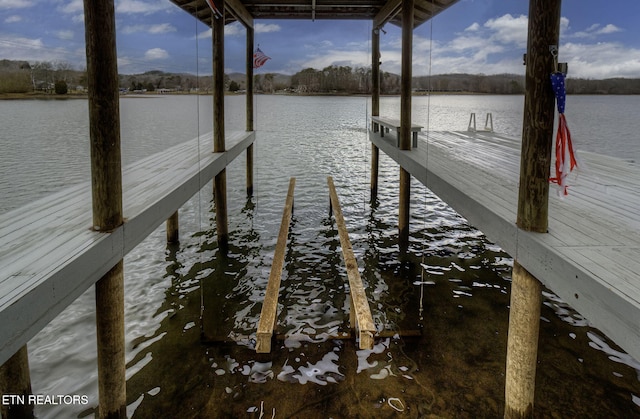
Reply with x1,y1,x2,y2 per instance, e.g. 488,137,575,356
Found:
549,45,569,74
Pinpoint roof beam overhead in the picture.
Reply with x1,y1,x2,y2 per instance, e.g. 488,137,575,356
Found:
226,0,254,27
373,0,401,29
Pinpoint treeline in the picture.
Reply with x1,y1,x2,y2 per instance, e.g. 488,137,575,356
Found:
2,59,640,95
0,59,215,94
284,67,640,95
285,67,526,94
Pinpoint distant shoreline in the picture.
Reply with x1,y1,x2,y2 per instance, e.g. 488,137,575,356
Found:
2,91,639,101
0,92,88,100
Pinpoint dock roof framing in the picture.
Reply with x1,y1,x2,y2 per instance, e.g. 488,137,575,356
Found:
170,0,459,28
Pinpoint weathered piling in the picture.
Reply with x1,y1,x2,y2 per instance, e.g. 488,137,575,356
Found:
213,4,228,250
246,25,254,196
398,0,414,247
505,0,562,417
516,0,561,232
166,211,179,243
370,27,380,199
505,262,542,418
83,0,126,416
0,345,33,418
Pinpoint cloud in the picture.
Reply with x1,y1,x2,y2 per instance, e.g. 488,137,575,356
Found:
572,23,622,39
58,0,83,14
0,0,32,9
465,22,480,32
144,47,169,60
297,49,370,71
255,23,281,33
122,23,176,34
224,23,243,37
0,35,44,56
4,14,22,23
561,41,640,79
483,14,528,47
199,28,212,39
223,22,281,37
116,0,172,14
148,23,176,34
56,30,74,40
0,34,76,63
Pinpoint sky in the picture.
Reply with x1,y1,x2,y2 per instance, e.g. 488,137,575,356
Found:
1,0,640,79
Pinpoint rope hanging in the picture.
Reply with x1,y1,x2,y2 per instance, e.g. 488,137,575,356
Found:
549,72,578,196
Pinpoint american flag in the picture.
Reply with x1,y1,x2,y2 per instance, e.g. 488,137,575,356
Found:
205,0,222,19
253,48,271,69
549,72,578,196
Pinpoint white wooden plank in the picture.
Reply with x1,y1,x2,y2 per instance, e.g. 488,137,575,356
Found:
0,131,254,365
373,128,640,363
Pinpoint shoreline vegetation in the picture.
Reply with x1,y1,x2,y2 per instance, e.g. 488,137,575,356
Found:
2,59,640,98
2,88,639,101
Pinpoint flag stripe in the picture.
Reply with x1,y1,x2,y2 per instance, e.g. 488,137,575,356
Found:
253,48,271,69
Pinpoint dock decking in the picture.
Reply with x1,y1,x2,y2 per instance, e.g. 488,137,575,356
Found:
0,131,255,365
371,129,640,362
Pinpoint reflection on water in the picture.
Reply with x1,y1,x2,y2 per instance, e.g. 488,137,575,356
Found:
2,95,638,417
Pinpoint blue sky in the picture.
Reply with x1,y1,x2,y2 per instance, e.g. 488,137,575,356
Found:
1,0,639,78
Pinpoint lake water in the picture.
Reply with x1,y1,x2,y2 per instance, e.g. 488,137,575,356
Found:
1,94,640,417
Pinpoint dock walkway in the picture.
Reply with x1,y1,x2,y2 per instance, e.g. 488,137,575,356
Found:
0,131,255,365
371,129,640,362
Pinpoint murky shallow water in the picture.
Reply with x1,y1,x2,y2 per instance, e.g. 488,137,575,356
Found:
2,95,639,417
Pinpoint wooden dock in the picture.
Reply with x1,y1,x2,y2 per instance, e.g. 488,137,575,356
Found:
0,131,255,366
371,128,640,362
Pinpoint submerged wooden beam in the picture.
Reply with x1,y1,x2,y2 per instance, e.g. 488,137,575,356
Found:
327,177,376,350
256,178,296,353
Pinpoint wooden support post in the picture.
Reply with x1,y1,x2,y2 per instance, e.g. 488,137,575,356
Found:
517,0,561,233
505,1,562,417
399,0,413,152
399,167,411,248
95,261,126,419
213,4,228,249
246,26,254,133
246,25,254,196
370,27,381,200
0,345,33,418
166,210,179,243
83,0,126,416
398,0,414,247
371,144,379,199
505,262,542,418
328,177,376,350
256,178,296,353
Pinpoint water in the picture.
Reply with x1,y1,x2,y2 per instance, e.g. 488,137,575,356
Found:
1,95,640,417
